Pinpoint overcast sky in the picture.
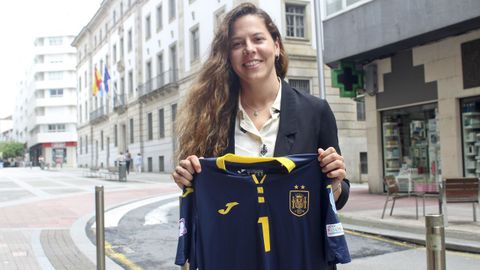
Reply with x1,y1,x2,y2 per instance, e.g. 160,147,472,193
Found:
0,0,103,118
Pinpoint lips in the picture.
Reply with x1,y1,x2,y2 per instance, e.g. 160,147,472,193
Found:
243,59,262,68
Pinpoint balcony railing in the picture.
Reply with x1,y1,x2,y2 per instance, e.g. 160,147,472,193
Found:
89,105,109,124
138,69,179,98
114,93,126,108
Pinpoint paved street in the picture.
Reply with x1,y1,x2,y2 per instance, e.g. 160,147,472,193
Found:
1,167,480,269
0,167,178,270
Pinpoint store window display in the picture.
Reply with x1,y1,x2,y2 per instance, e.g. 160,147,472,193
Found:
461,97,480,178
381,104,440,193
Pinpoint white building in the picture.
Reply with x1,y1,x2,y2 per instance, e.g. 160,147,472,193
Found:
73,0,367,182
0,116,13,141
13,35,78,167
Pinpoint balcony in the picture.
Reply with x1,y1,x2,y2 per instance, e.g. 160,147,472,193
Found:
89,105,109,124
138,69,179,101
114,93,127,113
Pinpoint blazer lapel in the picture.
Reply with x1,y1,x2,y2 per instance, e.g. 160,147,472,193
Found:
274,80,298,156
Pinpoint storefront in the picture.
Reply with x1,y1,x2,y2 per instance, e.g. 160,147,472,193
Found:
381,103,441,192
29,142,77,168
460,96,480,178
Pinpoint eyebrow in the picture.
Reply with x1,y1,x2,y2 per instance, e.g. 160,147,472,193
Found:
231,32,266,40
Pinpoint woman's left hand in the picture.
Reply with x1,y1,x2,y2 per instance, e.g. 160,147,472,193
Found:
318,147,346,198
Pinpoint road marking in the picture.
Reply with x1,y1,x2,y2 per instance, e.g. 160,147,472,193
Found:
105,241,142,270
92,192,180,228
345,229,418,249
144,200,179,225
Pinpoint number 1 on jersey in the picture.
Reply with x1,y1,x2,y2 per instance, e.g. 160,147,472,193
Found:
258,216,271,252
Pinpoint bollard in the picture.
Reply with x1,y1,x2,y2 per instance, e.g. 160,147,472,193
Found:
95,186,106,270
425,214,446,270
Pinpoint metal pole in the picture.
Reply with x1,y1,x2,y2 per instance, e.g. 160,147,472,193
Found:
95,186,106,270
425,214,446,270
314,0,326,100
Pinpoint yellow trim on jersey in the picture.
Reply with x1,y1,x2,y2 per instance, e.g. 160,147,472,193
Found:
251,174,267,185
181,187,194,198
258,197,265,203
257,187,264,194
215,154,296,173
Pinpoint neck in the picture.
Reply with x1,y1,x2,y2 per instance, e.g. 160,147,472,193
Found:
240,77,280,107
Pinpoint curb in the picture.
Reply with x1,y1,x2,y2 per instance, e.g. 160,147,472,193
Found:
341,216,480,254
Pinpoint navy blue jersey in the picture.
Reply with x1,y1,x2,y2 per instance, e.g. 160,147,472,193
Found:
175,154,350,270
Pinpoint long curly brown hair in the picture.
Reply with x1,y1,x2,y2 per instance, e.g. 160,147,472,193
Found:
176,2,289,159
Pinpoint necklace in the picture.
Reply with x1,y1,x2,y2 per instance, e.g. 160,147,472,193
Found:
241,99,269,117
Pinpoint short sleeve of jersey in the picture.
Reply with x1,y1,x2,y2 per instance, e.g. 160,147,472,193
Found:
175,188,196,268
325,184,351,264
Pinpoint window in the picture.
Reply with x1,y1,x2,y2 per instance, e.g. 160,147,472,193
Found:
128,71,133,95
120,37,124,59
147,157,153,172
170,44,178,80
326,0,364,16
99,29,103,41
172,103,177,122
85,101,88,120
357,99,366,121
146,61,152,81
214,7,226,31
158,108,165,138
159,156,165,172
101,130,104,150
113,10,117,24
84,70,87,86
85,135,88,153
49,37,62,46
127,29,132,52
147,112,153,140
113,44,117,63
49,88,64,97
79,105,82,123
120,76,125,95
48,71,63,80
286,4,305,38
169,0,176,20
129,118,134,143
145,15,151,40
190,26,200,62
360,152,368,174
156,4,163,31
120,1,124,15
78,76,82,90
80,137,83,155
157,53,164,78
289,79,310,94
114,124,118,147
48,124,66,132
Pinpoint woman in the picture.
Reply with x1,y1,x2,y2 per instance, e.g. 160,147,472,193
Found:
173,2,349,268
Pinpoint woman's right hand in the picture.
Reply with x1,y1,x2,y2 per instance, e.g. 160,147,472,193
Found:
172,155,202,189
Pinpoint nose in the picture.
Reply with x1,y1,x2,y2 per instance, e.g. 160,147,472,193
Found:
243,40,255,55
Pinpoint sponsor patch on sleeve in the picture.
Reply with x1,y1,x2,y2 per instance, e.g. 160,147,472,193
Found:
326,223,344,237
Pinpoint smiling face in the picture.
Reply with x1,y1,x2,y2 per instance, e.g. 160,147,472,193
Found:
229,15,280,87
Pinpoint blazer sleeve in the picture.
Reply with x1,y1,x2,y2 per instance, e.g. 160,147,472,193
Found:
317,100,350,210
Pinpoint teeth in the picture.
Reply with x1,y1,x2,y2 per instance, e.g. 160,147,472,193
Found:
244,60,260,67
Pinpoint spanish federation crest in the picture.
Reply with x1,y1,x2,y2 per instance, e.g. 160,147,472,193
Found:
289,185,309,217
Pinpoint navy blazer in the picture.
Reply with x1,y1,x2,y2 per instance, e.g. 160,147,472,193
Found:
223,80,350,210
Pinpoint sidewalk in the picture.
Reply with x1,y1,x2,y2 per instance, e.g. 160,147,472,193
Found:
341,184,480,253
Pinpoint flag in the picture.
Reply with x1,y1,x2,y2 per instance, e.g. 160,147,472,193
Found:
92,66,102,96
103,66,111,94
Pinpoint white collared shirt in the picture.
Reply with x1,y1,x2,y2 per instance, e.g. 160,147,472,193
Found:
234,82,282,157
